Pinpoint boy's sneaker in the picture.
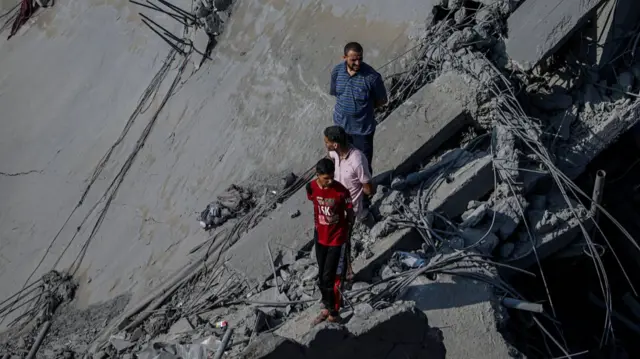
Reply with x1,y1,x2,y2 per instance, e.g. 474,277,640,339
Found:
327,314,342,323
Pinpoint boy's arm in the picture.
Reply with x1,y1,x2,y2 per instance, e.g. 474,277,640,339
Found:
305,182,313,200
344,193,355,230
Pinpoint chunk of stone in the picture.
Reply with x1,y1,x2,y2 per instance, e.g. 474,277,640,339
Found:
109,338,134,352
461,227,499,254
370,218,396,240
378,190,402,217
168,318,192,335
302,266,319,282
460,203,487,228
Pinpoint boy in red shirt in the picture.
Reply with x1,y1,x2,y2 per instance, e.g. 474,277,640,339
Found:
306,158,354,324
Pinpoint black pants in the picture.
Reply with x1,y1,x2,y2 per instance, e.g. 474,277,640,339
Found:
315,234,349,316
347,131,374,174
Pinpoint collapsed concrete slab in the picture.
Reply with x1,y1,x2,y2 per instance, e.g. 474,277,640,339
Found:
241,301,446,359
401,274,514,359
354,153,494,280
559,99,640,179
225,73,476,283
591,0,640,68
505,0,602,71
373,72,475,179
505,189,593,269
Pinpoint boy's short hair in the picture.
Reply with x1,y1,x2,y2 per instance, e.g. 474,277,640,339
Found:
316,158,335,175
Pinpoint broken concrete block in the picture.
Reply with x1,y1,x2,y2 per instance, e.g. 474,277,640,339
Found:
506,0,602,71
461,227,499,254
460,203,487,228
559,100,640,179
374,72,475,180
109,337,133,352
301,266,318,282
401,275,513,358
168,318,193,335
353,228,420,281
369,218,396,240
425,153,494,218
508,190,592,269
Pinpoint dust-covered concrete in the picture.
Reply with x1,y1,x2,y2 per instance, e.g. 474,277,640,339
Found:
401,274,514,359
505,0,602,71
0,0,428,330
238,302,446,359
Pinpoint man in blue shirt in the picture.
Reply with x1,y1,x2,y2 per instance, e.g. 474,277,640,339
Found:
330,42,388,174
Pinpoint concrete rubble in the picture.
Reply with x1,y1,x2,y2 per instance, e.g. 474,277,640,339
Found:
2,0,640,358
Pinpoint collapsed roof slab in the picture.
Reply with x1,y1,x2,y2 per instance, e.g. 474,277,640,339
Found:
223,73,476,283
401,274,514,359
592,0,640,69
507,196,592,270
505,0,603,71
354,154,494,281
559,99,640,180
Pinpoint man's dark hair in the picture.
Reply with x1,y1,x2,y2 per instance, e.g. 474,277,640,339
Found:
344,42,363,56
324,125,348,147
316,158,335,175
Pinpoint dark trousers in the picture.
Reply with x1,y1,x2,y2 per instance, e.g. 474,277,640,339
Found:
347,131,374,174
315,235,348,316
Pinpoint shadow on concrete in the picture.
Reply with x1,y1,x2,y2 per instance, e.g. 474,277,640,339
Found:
240,307,446,359
401,276,492,312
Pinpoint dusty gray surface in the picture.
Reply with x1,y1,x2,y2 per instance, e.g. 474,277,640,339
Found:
505,0,602,71
374,72,475,177
592,0,640,68
401,274,512,359
0,0,428,330
263,301,446,359
224,72,474,283
559,99,640,179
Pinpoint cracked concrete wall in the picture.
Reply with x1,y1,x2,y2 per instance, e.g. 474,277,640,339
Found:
0,0,429,330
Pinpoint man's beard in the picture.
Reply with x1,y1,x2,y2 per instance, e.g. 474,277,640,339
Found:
347,63,359,72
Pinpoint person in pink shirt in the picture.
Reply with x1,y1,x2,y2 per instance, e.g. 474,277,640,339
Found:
323,125,376,221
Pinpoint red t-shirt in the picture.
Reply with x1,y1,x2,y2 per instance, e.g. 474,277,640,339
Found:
306,180,353,246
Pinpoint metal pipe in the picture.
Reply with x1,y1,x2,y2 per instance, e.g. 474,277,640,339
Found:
266,242,280,293
590,170,606,218
213,327,234,359
501,297,544,313
26,321,51,359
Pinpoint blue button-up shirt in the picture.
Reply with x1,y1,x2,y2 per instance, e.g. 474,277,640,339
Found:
330,62,387,136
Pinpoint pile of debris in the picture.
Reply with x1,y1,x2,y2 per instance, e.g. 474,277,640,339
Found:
198,185,255,230
0,271,78,357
